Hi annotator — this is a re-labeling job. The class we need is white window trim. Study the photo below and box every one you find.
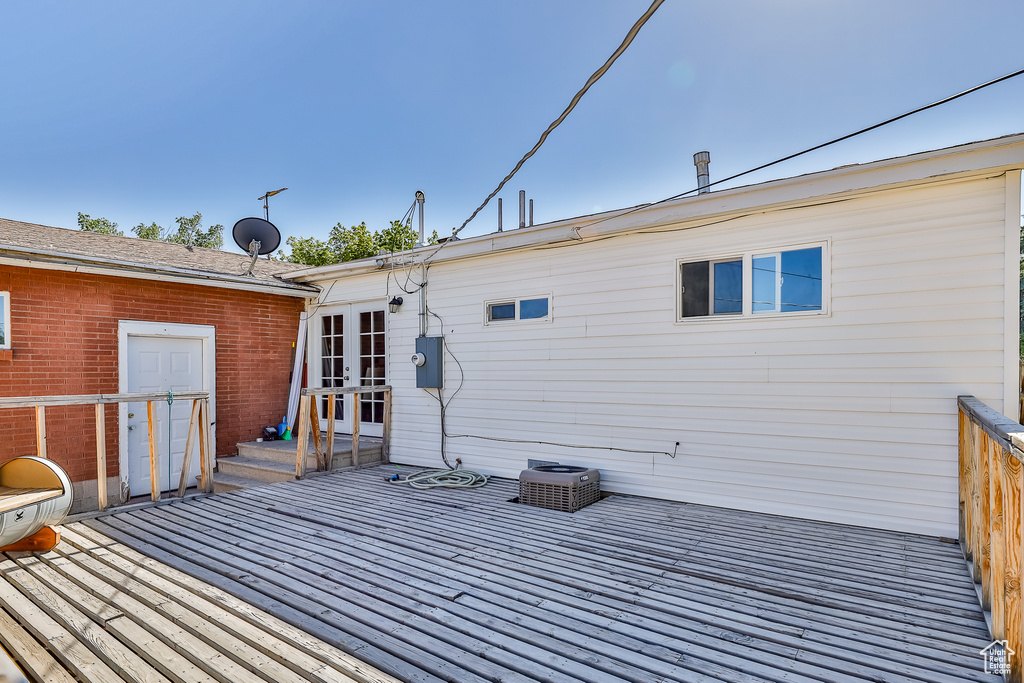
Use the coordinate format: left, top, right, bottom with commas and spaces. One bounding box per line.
677, 240, 830, 323
0, 291, 9, 349
484, 295, 553, 325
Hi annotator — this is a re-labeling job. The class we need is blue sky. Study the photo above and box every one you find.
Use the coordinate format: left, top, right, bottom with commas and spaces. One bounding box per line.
3, 1, 1023, 254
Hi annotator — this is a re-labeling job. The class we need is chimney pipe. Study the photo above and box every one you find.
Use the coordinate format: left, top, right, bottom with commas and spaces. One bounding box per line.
693, 151, 711, 194
415, 190, 425, 245
498, 198, 503, 232
519, 190, 526, 229
529, 199, 534, 227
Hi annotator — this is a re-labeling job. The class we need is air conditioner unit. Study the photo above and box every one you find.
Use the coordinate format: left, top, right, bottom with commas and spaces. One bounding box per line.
518, 465, 600, 513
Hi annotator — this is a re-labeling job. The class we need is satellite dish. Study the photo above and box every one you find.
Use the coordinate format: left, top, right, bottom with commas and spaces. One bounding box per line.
232, 217, 281, 255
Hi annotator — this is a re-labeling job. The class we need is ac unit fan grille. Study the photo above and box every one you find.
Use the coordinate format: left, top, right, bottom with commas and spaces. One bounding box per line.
518, 467, 600, 513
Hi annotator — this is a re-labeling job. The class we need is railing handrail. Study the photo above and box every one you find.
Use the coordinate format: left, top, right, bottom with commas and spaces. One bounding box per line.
959, 395, 1024, 457
0, 390, 214, 512
294, 385, 392, 477
300, 386, 392, 397
0, 391, 211, 409
959, 395, 1023, 682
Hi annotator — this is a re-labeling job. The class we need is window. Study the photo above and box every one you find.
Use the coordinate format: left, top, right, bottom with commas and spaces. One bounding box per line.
485, 296, 551, 324
0, 291, 8, 349
678, 244, 826, 320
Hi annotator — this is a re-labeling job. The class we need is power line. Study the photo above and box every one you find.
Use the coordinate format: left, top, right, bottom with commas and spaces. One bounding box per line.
423, 0, 666, 263
573, 65, 1024, 234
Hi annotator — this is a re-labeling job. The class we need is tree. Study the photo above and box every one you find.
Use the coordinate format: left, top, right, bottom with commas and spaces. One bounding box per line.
77, 212, 123, 236
276, 219, 441, 266
130, 212, 223, 249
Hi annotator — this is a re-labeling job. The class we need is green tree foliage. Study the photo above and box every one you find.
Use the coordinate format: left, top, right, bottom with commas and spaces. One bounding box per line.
277, 220, 440, 266
77, 212, 123, 236
132, 222, 162, 240
130, 212, 224, 249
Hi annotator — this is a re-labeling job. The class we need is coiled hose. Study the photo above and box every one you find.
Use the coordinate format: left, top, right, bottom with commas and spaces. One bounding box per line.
388, 468, 490, 489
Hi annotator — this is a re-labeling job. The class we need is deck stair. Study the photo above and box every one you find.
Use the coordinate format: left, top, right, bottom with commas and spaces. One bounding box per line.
214, 436, 382, 492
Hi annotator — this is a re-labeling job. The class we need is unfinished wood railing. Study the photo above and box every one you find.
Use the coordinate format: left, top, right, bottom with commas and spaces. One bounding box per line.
0, 392, 214, 511
959, 395, 1024, 682
294, 385, 391, 479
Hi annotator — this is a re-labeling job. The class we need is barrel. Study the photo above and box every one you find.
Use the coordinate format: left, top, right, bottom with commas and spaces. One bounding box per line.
0, 457, 73, 548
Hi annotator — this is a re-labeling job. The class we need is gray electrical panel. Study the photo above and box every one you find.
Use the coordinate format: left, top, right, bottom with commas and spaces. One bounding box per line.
415, 336, 444, 388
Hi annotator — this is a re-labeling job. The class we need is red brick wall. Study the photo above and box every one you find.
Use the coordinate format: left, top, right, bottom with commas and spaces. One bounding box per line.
0, 264, 307, 482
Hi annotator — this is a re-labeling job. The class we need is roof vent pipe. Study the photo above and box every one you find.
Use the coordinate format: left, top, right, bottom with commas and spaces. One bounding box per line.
693, 151, 711, 194
498, 198, 503, 232
529, 198, 534, 227
415, 190, 425, 245
519, 190, 526, 229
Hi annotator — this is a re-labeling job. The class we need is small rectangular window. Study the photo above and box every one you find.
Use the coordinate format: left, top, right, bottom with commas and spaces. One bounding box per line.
487, 302, 516, 322
0, 291, 8, 349
519, 298, 549, 319
752, 246, 822, 314
680, 257, 742, 317
485, 296, 552, 324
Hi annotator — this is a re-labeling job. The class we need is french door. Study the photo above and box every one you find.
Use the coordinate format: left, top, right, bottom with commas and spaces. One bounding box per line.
313, 302, 387, 437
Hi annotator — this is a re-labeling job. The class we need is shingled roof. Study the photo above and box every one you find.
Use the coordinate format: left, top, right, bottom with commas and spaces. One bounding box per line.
0, 218, 316, 296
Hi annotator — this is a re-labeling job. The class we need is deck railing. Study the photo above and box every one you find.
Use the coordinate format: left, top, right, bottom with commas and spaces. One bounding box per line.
0, 392, 214, 510
959, 395, 1024, 681
293, 385, 391, 479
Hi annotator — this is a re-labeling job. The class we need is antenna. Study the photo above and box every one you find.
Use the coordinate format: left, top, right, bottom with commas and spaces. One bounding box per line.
232, 217, 282, 276
257, 187, 288, 221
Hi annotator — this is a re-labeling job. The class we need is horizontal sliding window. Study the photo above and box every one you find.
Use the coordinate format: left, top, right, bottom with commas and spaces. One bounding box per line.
485, 296, 551, 324
678, 243, 826, 321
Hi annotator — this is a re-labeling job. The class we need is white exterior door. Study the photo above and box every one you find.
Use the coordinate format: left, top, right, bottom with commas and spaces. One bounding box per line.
313, 303, 387, 438
125, 335, 204, 496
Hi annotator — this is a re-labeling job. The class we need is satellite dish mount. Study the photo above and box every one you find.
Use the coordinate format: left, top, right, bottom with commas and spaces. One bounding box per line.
232, 217, 282, 276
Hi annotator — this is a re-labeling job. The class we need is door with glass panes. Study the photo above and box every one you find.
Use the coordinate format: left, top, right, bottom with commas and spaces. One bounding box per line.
314, 302, 387, 438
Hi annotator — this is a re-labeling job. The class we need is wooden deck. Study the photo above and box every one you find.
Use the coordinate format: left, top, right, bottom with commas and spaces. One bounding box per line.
2, 465, 993, 682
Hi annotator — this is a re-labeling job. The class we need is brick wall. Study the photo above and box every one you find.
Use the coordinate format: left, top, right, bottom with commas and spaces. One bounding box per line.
0, 264, 307, 482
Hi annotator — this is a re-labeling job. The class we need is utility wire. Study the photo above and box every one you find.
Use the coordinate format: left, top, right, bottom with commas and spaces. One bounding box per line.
572, 66, 1024, 234
423, 0, 666, 263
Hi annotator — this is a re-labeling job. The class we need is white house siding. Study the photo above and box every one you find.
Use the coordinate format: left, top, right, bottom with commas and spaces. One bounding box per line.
313, 173, 1015, 537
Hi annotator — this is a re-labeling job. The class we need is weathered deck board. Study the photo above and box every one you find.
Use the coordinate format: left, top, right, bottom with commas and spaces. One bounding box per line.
0, 523, 400, 683
68, 465, 992, 683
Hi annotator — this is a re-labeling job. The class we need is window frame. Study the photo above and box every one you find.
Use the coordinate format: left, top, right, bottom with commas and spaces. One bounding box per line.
484, 295, 553, 325
0, 291, 9, 349
676, 241, 829, 323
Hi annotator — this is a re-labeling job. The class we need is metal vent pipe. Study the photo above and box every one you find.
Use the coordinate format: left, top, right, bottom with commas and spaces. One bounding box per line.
529, 199, 534, 227
693, 151, 711, 194
519, 190, 526, 229
498, 198, 503, 232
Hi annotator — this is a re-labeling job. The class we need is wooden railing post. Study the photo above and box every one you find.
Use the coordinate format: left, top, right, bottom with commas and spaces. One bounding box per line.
198, 398, 214, 493
971, 419, 983, 580
311, 401, 325, 472
95, 403, 107, 511
981, 431, 993, 609
325, 395, 336, 471
991, 435, 1007, 637
34, 405, 46, 459
147, 401, 159, 502
382, 390, 391, 464
960, 408, 969, 545
295, 394, 311, 479
178, 400, 202, 497
1004, 447, 1023, 683
351, 393, 360, 469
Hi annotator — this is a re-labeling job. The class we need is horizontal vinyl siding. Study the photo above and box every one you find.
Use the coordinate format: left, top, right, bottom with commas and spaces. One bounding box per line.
317, 175, 1010, 537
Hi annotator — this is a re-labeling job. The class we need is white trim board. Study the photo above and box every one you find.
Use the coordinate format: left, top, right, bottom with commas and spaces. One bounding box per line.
117, 320, 216, 497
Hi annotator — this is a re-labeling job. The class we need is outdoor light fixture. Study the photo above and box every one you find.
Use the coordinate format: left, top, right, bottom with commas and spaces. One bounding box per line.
388, 296, 403, 313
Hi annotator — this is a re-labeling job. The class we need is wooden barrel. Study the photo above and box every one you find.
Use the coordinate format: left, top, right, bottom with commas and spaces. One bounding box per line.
0, 457, 73, 548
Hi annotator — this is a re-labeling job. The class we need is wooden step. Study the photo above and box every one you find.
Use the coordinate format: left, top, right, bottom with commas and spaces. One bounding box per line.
212, 472, 275, 494
236, 438, 382, 469
217, 456, 295, 484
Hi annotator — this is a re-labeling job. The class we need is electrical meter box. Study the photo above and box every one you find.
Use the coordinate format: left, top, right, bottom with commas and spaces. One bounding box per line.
415, 336, 444, 388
